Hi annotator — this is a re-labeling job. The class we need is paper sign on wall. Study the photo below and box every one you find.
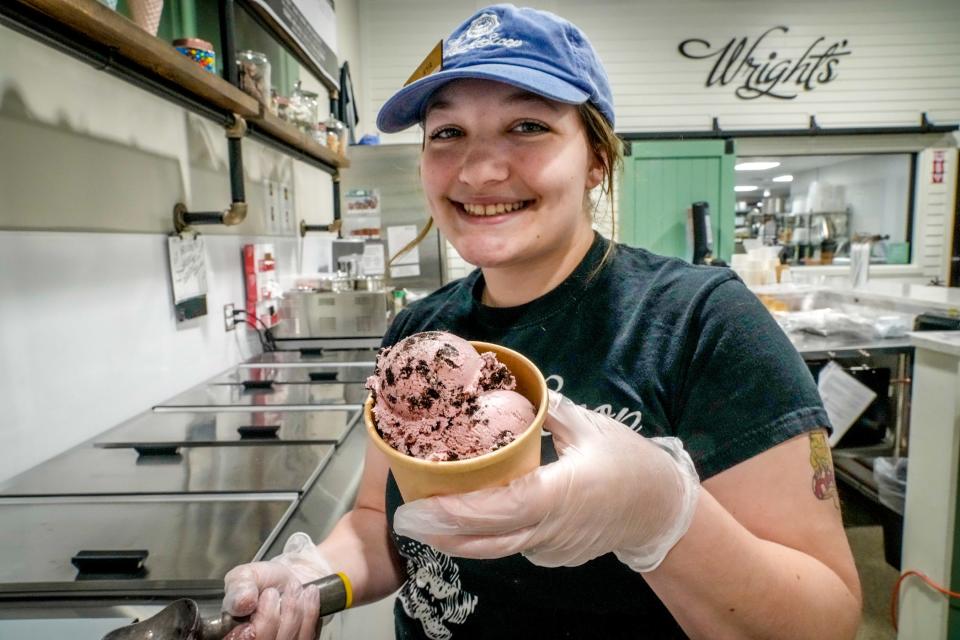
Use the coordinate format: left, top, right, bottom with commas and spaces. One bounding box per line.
167, 234, 209, 323
387, 224, 421, 278
818, 361, 877, 447
362, 241, 386, 276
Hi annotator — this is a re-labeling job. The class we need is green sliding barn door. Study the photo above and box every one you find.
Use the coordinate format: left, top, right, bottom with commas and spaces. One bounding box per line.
620, 140, 735, 263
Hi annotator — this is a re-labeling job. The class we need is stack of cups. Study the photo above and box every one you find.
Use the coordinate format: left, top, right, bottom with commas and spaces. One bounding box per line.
731, 245, 781, 287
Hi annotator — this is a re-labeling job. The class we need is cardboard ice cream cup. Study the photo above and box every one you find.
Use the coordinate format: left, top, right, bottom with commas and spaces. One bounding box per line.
364, 340, 547, 503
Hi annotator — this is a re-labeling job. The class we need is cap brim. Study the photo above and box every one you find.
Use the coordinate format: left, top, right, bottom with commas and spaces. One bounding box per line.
376, 64, 590, 133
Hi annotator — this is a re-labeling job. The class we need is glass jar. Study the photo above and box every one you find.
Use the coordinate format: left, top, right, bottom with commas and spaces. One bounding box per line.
290, 82, 319, 132
324, 114, 343, 154
236, 50, 271, 108
311, 123, 328, 147
275, 96, 290, 122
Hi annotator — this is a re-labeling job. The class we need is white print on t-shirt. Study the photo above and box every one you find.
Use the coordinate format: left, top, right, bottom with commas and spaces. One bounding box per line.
397, 538, 478, 640
545, 374, 644, 431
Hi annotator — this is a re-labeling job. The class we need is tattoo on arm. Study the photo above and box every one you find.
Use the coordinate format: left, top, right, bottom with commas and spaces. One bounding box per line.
809, 431, 840, 510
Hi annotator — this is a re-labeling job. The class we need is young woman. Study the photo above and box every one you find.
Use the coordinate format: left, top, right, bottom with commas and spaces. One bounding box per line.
223, 6, 862, 639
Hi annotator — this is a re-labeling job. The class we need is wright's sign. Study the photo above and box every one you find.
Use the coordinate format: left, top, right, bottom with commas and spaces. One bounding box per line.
678, 26, 852, 100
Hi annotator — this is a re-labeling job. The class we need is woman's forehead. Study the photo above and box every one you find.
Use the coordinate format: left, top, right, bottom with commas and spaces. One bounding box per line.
425, 79, 567, 116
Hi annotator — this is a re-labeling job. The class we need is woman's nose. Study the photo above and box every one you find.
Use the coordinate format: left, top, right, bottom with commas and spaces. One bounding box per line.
457, 139, 509, 187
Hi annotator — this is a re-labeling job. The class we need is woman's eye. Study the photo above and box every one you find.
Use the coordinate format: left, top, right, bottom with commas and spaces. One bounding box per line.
428, 127, 462, 140
512, 121, 549, 134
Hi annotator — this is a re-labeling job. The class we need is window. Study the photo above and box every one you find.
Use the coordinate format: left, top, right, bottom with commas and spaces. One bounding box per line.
734, 154, 914, 266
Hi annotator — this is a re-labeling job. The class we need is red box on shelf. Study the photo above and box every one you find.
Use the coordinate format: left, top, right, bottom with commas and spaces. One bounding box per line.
242, 243, 279, 327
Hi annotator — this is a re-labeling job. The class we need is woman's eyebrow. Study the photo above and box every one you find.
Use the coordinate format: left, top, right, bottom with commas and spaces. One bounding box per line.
425, 98, 450, 114
423, 90, 560, 121
502, 91, 561, 111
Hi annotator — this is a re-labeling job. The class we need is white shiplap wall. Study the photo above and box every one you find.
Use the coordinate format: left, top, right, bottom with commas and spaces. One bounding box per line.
358, 0, 960, 142
357, 0, 959, 282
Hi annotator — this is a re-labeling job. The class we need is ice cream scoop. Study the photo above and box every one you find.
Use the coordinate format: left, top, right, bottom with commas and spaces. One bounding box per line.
365, 338, 547, 501
366, 332, 533, 461
101, 573, 350, 640
367, 331, 514, 422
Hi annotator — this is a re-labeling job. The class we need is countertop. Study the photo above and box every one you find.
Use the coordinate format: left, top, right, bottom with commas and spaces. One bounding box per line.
909, 331, 960, 357
753, 282, 960, 314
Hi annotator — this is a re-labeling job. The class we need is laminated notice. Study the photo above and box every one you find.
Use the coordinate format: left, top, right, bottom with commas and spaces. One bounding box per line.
817, 362, 878, 447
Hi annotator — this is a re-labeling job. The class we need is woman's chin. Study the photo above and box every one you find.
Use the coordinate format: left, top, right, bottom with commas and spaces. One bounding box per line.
450, 242, 519, 270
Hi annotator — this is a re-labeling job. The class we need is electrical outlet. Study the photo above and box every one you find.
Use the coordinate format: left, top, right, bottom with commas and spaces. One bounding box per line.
223, 303, 236, 331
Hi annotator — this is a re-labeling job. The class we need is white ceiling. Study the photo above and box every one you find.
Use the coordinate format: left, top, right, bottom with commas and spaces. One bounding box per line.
735, 154, 869, 200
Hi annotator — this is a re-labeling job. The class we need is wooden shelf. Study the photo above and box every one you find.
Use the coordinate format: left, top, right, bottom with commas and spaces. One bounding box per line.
19, 0, 259, 117
255, 110, 350, 169
15, 0, 349, 170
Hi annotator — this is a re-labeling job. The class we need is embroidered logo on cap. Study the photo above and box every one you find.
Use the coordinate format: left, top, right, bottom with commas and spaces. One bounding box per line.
445, 12, 523, 58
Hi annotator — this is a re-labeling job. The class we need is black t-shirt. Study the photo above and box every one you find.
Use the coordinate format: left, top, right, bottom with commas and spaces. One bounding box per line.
380, 233, 829, 639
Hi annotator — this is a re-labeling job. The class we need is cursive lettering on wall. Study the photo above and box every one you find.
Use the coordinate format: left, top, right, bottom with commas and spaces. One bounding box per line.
678, 26, 852, 100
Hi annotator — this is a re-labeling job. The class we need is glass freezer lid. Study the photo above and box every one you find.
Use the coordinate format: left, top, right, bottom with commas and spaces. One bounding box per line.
0, 498, 294, 597
207, 364, 371, 385
0, 443, 333, 498
95, 410, 360, 447
153, 381, 369, 412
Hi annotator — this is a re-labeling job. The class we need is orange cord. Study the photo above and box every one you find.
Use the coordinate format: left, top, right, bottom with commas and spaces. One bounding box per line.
891, 570, 960, 631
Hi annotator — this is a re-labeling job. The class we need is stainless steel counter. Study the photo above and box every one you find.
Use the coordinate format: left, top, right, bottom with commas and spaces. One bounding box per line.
0, 347, 375, 621
96, 409, 360, 448
240, 348, 378, 367
153, 381, 368, 412
0, 443, 333, 497
266, 409, 368, 557
0, 497, 295, 598
787, 332, 913, 359
209, 364, 372, 384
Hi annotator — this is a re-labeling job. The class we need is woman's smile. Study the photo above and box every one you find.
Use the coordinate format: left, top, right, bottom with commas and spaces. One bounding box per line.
450, 198, 536, 220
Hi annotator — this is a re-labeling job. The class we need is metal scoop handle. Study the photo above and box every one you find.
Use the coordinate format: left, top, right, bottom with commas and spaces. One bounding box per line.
207, 572, 353, 639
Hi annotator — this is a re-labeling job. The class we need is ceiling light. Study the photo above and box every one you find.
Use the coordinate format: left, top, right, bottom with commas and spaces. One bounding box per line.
735, 161, 781, 171
734, 185, 759, 192
763, 189, 771, 197
772, 174, 794, 182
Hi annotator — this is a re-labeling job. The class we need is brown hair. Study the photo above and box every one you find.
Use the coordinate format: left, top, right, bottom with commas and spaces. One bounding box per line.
578, 102, 623, 270
389, 102, 622, 266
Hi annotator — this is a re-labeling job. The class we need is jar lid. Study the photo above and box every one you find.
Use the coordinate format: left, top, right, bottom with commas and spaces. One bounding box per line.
237, 49, 268, 60
173, 38, 214, 51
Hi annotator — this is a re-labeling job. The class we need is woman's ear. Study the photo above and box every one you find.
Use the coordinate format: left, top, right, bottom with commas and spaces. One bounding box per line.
586, 151, 606, 190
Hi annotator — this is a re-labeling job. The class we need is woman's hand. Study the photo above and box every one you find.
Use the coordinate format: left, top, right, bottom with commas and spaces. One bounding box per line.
394, 391, 701, 572
223, 533, 330, 640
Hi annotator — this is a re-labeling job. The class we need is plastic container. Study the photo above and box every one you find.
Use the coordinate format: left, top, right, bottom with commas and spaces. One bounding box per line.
365, 341, 547, 502
236, 50, 271, 107
874, 456, 907, 515
173, 38, 216, 73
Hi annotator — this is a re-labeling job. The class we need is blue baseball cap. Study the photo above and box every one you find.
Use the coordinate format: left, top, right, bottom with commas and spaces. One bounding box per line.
376, 4, 614, 133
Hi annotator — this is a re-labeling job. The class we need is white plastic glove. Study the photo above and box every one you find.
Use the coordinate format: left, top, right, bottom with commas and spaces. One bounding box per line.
223, 532, 332, 640
394, 391, 701, 572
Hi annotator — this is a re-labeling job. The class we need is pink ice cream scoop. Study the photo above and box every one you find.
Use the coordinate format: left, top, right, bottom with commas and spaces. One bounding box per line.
366, 331, 536, 461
